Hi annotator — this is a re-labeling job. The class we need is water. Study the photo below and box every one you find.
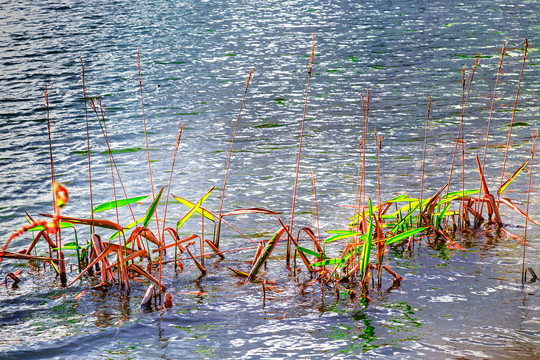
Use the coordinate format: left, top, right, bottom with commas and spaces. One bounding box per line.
1, 0, 539, 358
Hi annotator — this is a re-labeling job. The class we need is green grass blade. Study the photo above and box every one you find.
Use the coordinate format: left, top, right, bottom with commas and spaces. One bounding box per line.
143, 186, 164, 228
385, 227, 428, 246
439, 189, 479, 203
324, 230, 362, 243
93, 195, 148, 214
176, 186, 215, 230
296, 245, 327, 259
173, 195, 216, 222
391, 202, 420, 233
109, 216, 145, 241
498, 159, 529, 195
25, 221, 74, 232
248, 228, 285, 280
359, 200, 374, 278
310, 258, 345, 267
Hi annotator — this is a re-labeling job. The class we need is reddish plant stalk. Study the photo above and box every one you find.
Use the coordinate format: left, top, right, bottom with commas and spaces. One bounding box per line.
447, 58, 479, 226
477, 42, 507, 219
91, 100, 137, 227
90, 99, 122, 234
80, 58, 95, 234
310, 171, 321, 243
45, 84, 66, 284
288, 34, 316, 267
160, 124, 184, 292
215, 68, 254, 249
521, 130, 537, 283
419, 87, 433, 218
499, 39, 528, 201
137, 50, 162, 245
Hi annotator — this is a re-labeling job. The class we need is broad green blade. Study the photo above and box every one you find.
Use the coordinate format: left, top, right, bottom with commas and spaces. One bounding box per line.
359, 200, 374, 278
385, 227, 428, 246
248, 228, 285, 280
53, 245, 85, 251
26, 221, 74, 232
439, 189, 479, 204
384, 194, 412, 203
388, 200, 421, 217
173, 195, 216, 222
327, 230, 358, 234
296, 245, 327, 259
310, 258, 345, 267
391, 202, 420, 233
109, 216, 145, 241
93, 195, 148, 214
386, 195, 419, 204
498, 159, 529, 195
176, 186, 215, 230
143, 187, 164, 228
325, 230, 362, 243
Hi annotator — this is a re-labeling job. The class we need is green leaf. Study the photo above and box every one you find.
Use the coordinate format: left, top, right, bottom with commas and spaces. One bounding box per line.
498, 159, 529, 195
391, 202, 420, 233
53, 245, 84, 251
25, 221, 74, 232
109, 216, 145, 241
173, 195, 216, 222
359, 200, 374, 278
176, 186, 215, 230
248, 228, 285, 279
385, 227, 428, 246
93, 195, 148, 214
439, 189, 479, 204
388, 200, 421, 217
325, 230, 362, 243
384, 194, 411, 203
296, 245, 326, 259
310, 258, 345, 267
143, 187, 164, 228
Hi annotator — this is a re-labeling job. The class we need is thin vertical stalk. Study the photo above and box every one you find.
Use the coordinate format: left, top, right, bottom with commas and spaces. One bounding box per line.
45, 84, 66, 284
215, 68, 254, 249
374, 129, 383, 219
521, 131, 537, 283
90, 98, 123, 283
481, 42, 507, 168
310, 171, 321, 243
499, 39, 528, 200
419, 87, 433, 218
90, 99, 121, 234
80, 58, 95, 234
477, 42, 507, 220
288, 34, 316, 267
447, 58, 479, 226
137, 50, 162, 249
161, 125, 184, 292
362, 91, 370, 212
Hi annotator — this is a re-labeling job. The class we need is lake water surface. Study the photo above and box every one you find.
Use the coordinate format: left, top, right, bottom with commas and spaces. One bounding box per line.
1, 0, 539, 358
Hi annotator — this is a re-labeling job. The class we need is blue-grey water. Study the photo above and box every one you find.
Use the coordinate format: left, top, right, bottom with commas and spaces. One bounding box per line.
0, 0, 539, 358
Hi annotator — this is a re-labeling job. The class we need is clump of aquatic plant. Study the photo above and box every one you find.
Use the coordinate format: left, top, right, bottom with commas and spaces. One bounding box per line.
1, 38, 538, 310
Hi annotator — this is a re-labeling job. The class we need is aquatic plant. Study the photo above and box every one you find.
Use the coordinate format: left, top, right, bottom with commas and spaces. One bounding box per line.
0, 38, 537, 309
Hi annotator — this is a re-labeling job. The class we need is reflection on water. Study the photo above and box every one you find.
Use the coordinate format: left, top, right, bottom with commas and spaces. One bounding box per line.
1, 0, 540, 358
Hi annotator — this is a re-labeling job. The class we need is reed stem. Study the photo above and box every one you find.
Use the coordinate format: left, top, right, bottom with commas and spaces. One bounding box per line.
215, 68, 254, 249
521, 130, 537, 283
80, 58, 95, 234
499, 39, 528, 201
288, 34, 316, 267
419, 87, 433, 219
